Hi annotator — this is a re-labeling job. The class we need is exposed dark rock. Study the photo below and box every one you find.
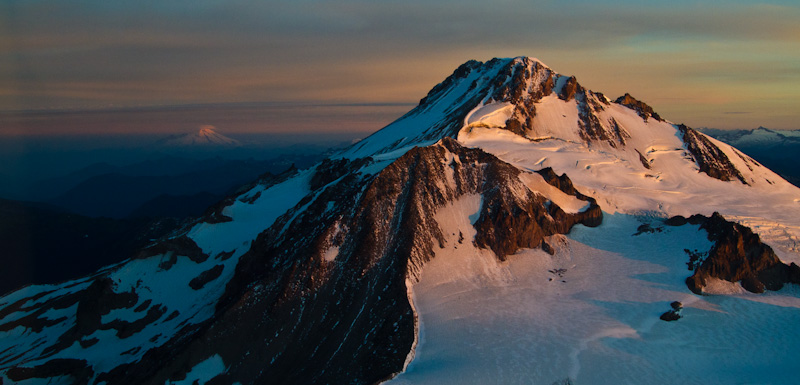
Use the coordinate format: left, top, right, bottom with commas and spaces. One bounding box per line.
535, 168, 602, 225
633, 223, 663, 236
636, 149, 651, 169
685, 248, 708, 271
0, 276, 143, 365
0, 309, 67, 334
120, 347, 141, 356
157, 254, 178, 271
102, 305, 167, 339
137, 235, 207, 264
488, 58, 553, 137
678, 125, 748, 184
238, 190, 261, 204
0, 290, 52, 321
201, 203, 234, 224
134, 299, 152, 312
79, 338, 98, 348
664, 215, 688, 226
542, 240, 556, 255
660, 310, 681, 321
163, 311, 180, 322
7, 359, 93, 385
74, 278, 138, 337
685, 212, 800, 294
686, 214, 708, 225
660, 301, 683, 321
575, 92, 630, 148
471, 146, 601, 259
310, 158, 371, 191
558, 76, 580, 101
188, 265, 224, 290
215, 250, 235, 261
609, 118, 630, 145
615, 93, 663, 122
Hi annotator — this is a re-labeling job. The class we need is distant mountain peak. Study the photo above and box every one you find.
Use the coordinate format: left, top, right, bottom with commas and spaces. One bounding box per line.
157, 125, 241, 148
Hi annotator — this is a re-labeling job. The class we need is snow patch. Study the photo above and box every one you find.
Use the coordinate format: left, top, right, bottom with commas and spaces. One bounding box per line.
701, 277, 747, 295
465, 102, 514, 129
166, 354, 226, 385
323, 246, 340, 262
518, 172, 589, 213
187, 168, 313, 256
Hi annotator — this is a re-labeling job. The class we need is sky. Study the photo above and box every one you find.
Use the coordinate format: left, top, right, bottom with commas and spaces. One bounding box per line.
1, 0, 799, 132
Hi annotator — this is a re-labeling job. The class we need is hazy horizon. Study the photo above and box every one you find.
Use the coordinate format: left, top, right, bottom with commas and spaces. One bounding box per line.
0, 100, 794, 142
0, 102, 414, 137
2, 1, 799, 131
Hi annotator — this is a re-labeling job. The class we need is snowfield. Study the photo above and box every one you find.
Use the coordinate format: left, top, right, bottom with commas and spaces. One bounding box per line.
391, 208, 800, 385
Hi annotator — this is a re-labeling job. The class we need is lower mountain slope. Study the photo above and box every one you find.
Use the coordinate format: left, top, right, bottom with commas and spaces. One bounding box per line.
0, 138, 601, 384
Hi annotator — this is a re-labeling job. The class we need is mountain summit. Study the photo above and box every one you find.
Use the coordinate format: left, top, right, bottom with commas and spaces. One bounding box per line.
2, 57, 800, 385
156, 125, 241, 147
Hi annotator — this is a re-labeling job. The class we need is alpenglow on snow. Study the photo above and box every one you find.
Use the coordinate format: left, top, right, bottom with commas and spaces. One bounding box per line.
1, 57, 800, 385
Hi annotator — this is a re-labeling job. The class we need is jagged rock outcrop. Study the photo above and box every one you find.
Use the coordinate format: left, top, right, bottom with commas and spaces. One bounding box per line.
486, 59, 629, 148
682, 213, 800, 294
614, 93, 663, 122
678, 125, 748, 184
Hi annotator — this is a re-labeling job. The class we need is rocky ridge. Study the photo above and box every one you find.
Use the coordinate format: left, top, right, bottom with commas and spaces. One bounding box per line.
671, 213, 800, 294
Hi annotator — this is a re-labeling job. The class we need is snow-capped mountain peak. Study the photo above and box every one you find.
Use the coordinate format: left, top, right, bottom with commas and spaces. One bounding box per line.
157, 125, 241, 147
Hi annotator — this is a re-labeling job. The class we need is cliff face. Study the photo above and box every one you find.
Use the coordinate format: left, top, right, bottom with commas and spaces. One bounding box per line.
679, 125, 749, 184
680, 213, 800, 294
614, 93, 663, 122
